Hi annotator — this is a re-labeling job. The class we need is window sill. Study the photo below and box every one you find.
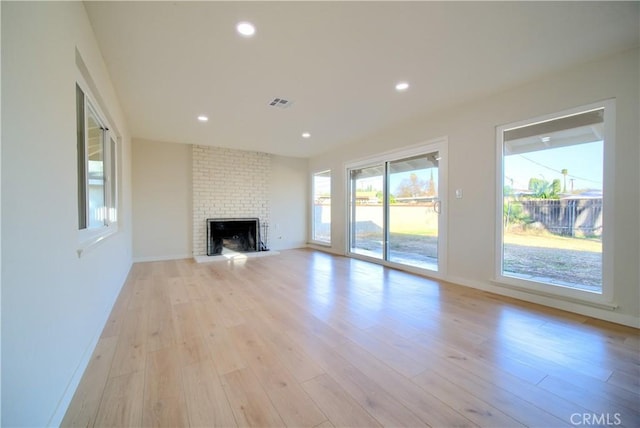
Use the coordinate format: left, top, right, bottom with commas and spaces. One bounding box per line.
491, 276, 618, 311
77, 226, 117, 258
308, 240, 332, 248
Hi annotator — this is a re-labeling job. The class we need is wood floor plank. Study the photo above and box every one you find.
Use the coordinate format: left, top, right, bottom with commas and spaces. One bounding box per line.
412, 369, 527, 427
60, 336, 118, 427
442, 351, 601, 427
183, 275, 210, 302
207, 287, 247, 327
127, 278, 151, 310
607, 369, 640, 394
63, 249, 640, 428
222, 368, 286, 427
415, 356, 572, 428
100, 278, 134, 339
109, 307, 148, 378
228, 323, 299, 391
142, 346, 189, 427
334, 339, 478, 428
301, 374, 382, 428
93, 371, 144, 427
244, 310, 325, 382
308, 340, 428, 427
146, 279, 177, 353
166, 277, 190, 305
182, 361, 237, 427
172, 301, 201, 342
338, 325, 427, 377
177, 334, 212, 367
538, 375, 640, 426
203, 323, 247, 376
263, 376, 328, 427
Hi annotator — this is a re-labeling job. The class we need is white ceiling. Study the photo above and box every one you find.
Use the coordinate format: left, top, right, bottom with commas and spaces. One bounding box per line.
84, 1, 639, 158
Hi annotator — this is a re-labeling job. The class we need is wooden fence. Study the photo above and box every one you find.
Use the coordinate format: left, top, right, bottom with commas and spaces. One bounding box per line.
508, 198, 602, 237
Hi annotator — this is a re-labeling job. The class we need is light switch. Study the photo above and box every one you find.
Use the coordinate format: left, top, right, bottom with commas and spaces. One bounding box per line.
455, 189, 463, 199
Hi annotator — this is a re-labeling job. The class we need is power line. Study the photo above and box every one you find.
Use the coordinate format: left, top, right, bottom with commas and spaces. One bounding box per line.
518, 154, 602, 185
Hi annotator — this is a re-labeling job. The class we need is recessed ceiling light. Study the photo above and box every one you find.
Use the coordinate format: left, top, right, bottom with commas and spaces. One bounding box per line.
236, 21, 256, 37
197, 115, 208, 122
541, 136, 551, 143
302, 132, 311, 139
395, 82, 410, 91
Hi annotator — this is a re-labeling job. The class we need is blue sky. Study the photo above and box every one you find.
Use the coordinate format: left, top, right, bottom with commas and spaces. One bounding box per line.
505, 141, 603, 192
340, 140, 603, 196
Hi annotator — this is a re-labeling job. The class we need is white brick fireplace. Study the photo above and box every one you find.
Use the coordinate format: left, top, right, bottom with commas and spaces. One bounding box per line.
192, 145, 271, 256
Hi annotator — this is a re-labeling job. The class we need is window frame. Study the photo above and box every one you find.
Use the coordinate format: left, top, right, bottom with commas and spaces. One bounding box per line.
495, 100, 615, 305
311, 169, 332, 245
76, 80, 119, 254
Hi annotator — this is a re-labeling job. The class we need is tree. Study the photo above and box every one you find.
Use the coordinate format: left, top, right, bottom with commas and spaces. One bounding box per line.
425, 169, 436, 197
395, 173, 428, 197
528, 177, 560, 199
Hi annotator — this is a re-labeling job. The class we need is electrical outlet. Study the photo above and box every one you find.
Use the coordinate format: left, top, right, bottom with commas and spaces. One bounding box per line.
455, 189, 463, 199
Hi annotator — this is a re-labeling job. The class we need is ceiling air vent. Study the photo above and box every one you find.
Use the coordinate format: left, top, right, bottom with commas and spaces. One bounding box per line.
268, 97, 294, 109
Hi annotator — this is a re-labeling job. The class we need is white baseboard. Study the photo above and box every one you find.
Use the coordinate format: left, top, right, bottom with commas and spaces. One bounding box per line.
132, 254, 192, 263
306, 243, 344, 256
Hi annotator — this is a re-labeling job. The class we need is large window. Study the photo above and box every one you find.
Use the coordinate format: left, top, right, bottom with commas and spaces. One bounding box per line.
312, 170, 331, 244
76, 84, 118, 240
497, 101, 613, 300
347, 140, 447, 273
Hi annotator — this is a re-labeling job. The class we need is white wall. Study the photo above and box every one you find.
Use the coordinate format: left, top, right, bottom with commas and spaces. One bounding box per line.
1, 2, 133, 426
131, 141, 308, 260
270, 155, 308, 250
309, 49, 640, 327
132, 139, 192, 261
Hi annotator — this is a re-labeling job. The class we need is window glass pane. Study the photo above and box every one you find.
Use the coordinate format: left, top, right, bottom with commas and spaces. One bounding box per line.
76, 85, 87, 229
388, 153, 439, 270
350, 165, 384, 259
109, 137, 117, 223
502, 108, 604, 293
86, 108, 106, 228
312, 170, 331, 243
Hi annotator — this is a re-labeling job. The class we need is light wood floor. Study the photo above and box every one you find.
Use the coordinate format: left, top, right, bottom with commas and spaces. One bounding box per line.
63, 249, 639, 427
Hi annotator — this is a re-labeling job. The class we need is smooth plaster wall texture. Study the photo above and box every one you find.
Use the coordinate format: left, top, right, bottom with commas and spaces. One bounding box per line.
130, 141, 307, 260
1, 2, 133, 426
132, 139, 192, 261
309, 49, 640, 327
270, 155, 308, 250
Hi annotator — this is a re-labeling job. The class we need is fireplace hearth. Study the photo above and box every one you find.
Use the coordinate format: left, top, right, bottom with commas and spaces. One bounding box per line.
207, 218, 264, 256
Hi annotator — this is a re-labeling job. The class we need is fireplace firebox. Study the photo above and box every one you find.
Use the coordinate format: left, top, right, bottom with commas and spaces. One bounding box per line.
207, 218, 261, 256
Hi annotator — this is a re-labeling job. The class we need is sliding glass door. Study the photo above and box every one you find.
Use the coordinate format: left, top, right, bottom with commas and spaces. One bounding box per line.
348, 142, 446, 273
388, 153, 440, 270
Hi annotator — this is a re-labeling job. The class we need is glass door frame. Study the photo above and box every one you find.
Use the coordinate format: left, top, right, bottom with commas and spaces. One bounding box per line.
344, 138, 448, 277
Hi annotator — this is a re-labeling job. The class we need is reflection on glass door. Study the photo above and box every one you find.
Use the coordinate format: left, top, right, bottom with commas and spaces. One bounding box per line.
388, 152, 439, 270
350, 165, 384, 259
